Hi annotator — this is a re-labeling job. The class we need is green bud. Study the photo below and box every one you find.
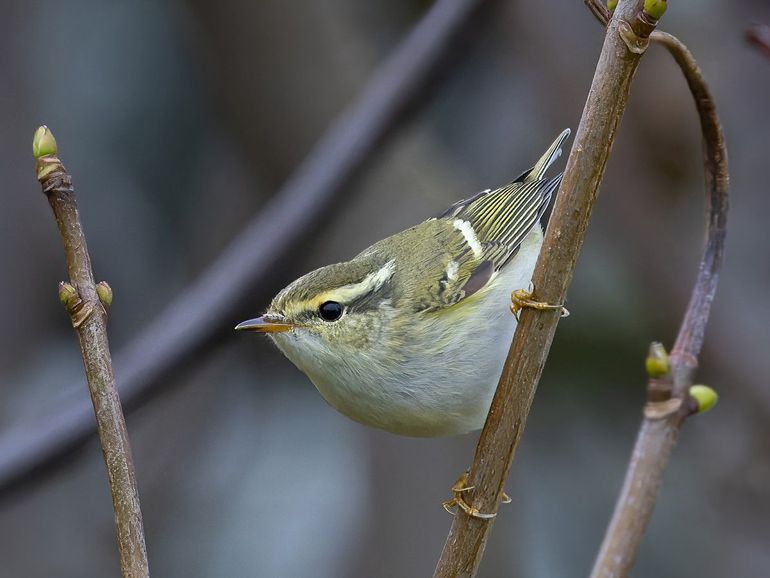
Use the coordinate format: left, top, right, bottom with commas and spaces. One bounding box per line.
58, 281, 79, 309
645, 342, 669, 377
32, 126, 58, 159
96, 281, 113, 308
607, 0, 618, 10
689, 385, 718, 414
643, 0, 667, 20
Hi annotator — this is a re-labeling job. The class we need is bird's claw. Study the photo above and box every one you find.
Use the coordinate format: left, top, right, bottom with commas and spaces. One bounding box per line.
442, 471, 510, 520
510, 285, 569, 321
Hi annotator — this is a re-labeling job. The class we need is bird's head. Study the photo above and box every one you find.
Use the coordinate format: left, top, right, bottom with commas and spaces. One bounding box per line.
236, 256, 398, 357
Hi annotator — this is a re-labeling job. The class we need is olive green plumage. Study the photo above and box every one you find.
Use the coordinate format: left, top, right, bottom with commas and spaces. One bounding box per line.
239, 128, 571, 436
272, 128, 567, 317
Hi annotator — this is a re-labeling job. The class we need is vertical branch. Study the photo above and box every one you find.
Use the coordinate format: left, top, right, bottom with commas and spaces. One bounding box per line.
434, 1, 661, 576
589, 30, 728, 578
33, 127, 149, 578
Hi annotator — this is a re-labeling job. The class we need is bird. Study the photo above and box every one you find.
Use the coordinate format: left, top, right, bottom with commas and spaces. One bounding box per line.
236, 129, 570, 437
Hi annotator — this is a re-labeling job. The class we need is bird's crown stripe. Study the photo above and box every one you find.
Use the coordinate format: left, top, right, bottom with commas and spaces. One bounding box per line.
308, 259, 396, 307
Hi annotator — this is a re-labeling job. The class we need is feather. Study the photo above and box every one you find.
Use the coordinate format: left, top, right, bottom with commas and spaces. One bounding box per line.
418, 129, 569, 311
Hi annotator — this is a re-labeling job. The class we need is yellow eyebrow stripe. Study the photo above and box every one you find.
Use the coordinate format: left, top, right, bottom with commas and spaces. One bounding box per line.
283, 260, 395, 316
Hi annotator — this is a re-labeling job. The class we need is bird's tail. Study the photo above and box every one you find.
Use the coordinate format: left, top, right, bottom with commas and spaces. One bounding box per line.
517, 128, 571, 183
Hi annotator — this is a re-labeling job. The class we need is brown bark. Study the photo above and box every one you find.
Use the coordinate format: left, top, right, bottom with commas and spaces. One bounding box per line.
34, 127, 149, 578
589, 30, 729, 578
434, 1, 660, 576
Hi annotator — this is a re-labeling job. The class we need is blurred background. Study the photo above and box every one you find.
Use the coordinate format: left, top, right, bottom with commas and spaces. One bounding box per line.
1, 0, 769, 576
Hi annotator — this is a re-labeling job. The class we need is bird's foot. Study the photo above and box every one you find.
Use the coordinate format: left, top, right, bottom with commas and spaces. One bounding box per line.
510, 283, 569, 321
442, 471, 511, 520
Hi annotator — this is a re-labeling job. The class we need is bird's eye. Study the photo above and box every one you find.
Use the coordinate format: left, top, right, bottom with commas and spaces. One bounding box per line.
318, 301, 344, 321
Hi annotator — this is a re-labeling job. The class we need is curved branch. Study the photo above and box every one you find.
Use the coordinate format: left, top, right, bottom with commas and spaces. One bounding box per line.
656, 31, 728, 367
589, 25, 729, 578
33, 127, 149, 578
0, 0, 491, 495
434, 1, 660, 575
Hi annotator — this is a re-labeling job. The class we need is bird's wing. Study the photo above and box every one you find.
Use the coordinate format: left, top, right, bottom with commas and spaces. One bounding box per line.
417, 129, 569, 312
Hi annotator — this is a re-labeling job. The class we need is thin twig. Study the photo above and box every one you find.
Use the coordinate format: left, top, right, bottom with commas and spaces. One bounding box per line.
0, 0, 492, 494
584, 0, 611, 26
747, 23, 770, 60
589, 30, 729, 578
32, 127, 149, 578
658, 31, 728, 364
434, 1, 660, 576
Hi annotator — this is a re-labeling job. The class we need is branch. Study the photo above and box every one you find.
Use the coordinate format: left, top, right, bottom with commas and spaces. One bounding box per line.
589, 29, 729, 578
584, 0, 611, 26
747, 23, 770, 60
0, 0, 491, 494
32, 127, 149, 578
434, 1, 661, 575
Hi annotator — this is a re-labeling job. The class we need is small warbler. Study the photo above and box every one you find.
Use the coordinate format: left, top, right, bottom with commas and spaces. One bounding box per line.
237, 129, 570, 436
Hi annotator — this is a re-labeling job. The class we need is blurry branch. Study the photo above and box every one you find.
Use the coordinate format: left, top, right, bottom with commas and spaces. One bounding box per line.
32, 127, 149, 578
584, 0, 611, 26
434, 1, 660, 576
747, 23, 770, 60
0, 0, 492, 494
590, 27, 729, 578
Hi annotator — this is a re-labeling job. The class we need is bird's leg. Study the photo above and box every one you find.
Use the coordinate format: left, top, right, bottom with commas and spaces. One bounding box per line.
510, 282, 569, 321
442, 471, 509, 520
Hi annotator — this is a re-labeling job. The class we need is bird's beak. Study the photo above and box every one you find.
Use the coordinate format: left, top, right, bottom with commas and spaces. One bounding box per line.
235, 315, 295, 333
